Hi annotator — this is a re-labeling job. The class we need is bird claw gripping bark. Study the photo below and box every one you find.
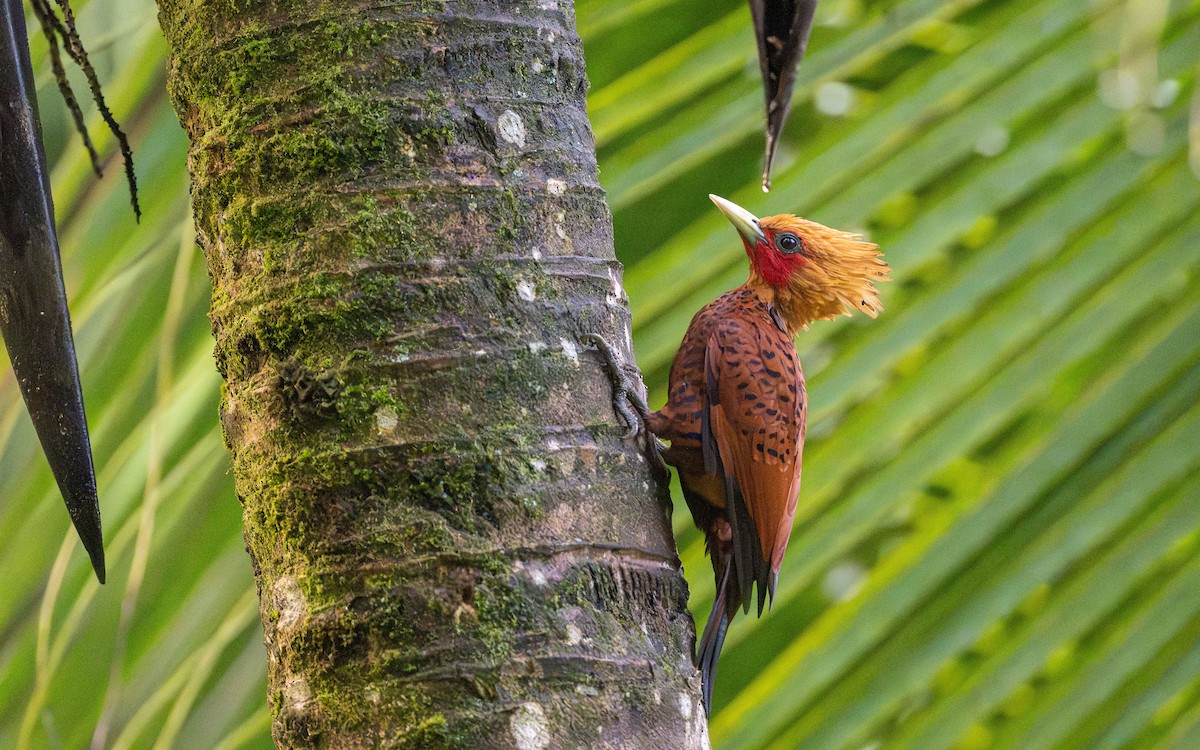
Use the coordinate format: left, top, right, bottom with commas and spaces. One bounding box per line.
581, 333, 646, 439
580, 333, 670, 482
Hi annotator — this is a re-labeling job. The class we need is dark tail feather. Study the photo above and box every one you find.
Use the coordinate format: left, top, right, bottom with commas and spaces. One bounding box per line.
699, 556, 735, 715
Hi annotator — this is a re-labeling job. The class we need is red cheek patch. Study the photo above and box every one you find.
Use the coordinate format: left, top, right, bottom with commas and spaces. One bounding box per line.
756, 243, 806, 287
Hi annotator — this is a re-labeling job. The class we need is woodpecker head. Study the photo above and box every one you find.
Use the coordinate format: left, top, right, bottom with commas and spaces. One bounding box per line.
709, 194, 889, 328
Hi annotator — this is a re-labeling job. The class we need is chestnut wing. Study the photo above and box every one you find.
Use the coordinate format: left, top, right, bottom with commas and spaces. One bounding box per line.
702, 316, 805, 613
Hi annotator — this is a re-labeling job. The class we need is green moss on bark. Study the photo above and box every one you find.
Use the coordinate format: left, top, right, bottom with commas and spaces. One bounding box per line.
157, 0, 706, 746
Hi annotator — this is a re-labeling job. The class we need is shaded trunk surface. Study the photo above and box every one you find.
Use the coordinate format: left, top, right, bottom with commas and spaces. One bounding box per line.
154, 0, 708, 747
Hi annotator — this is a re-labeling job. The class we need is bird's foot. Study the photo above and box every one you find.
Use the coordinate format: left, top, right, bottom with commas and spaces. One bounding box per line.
580, 333, 671, 483
581, 333, 651, 438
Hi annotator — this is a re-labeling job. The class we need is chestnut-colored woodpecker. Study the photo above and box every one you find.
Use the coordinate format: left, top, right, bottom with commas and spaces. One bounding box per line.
1, 0, 104, 582
589, 195, 887, 713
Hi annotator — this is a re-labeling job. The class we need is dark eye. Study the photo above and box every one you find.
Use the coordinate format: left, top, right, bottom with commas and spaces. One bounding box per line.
776, 233, 803, 254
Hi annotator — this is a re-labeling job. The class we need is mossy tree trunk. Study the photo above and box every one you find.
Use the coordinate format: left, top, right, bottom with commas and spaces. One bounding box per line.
154, 0, 708, 747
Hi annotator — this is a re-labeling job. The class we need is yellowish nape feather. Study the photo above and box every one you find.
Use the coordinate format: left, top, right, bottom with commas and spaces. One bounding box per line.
757, 214, 890, 331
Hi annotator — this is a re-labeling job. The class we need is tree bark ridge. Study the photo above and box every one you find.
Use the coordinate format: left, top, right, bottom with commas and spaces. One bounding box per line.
155, 0, 709, 746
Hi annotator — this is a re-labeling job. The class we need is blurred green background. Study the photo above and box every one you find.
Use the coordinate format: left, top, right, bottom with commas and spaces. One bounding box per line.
2, 0, 1199, 747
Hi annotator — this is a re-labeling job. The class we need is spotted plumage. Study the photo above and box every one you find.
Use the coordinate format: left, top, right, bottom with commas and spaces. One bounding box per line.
645, 196, 889, 713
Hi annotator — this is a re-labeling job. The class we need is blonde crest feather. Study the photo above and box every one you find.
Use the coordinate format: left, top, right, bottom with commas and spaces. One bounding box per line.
749, 214, 890, 331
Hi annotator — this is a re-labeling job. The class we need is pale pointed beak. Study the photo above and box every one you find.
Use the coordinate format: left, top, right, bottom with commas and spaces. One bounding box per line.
709, 194, 766, 246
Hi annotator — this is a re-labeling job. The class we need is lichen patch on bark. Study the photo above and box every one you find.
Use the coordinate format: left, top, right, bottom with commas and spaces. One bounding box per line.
509, 703, 549, 750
